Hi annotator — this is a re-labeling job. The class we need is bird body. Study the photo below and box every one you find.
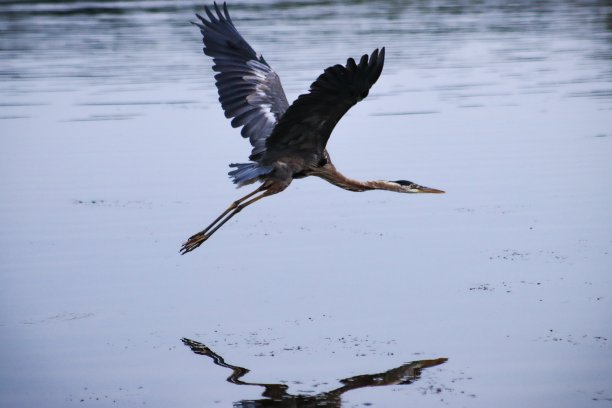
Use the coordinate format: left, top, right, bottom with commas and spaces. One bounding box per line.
181, 2, 444, 254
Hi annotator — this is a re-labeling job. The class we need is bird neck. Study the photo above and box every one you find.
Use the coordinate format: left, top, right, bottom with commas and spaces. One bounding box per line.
362, 180, 406, 192
312, 165, 403, 193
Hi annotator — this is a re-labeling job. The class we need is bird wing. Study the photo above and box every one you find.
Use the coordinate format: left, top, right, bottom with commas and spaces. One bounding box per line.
193, 3, 290, 159
257, 48, 385, 163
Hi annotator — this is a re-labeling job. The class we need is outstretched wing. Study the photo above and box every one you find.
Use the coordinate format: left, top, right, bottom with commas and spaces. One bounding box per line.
257, 48, 385, 163
193, 3, 290, 159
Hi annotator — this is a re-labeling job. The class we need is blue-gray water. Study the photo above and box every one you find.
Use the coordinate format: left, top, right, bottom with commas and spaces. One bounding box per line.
1, 1, 611, 407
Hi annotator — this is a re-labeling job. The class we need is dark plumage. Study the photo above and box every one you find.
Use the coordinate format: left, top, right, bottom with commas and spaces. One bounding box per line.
182, 2, 444, 254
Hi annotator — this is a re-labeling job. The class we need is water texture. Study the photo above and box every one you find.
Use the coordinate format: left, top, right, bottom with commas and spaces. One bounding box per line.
1, 1, 611, 407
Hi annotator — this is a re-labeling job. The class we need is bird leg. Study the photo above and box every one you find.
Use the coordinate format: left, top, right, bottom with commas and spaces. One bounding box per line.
180, 185, 273, 254
199, 185, 264, 234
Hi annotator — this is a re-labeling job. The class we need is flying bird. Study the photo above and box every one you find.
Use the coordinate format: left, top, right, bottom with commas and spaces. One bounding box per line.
181, 2, 444, 254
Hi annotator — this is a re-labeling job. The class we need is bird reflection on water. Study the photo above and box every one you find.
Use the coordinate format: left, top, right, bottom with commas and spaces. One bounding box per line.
181, 338, 447, 407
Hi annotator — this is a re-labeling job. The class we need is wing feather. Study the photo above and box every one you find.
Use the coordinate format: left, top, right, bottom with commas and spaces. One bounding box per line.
193, 2, 289, 159
258, 48, 385, 163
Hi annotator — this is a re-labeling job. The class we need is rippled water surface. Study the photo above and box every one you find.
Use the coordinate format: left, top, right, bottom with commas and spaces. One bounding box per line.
1, 1, 611, 407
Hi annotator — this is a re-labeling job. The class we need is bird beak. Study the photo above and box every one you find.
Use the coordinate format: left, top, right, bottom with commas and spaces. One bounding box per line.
411, 185, 445, 194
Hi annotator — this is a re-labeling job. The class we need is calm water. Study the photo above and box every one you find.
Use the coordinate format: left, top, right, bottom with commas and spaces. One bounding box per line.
1, 1, 611, 407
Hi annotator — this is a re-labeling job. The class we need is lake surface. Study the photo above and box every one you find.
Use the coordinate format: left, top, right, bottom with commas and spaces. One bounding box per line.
1, 1, 611, 407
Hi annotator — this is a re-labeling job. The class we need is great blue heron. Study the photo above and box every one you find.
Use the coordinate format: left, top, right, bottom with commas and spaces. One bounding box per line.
181, 2, 444, 254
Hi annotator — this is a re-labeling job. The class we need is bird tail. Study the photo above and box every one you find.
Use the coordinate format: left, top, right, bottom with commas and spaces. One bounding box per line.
228, 163, 273, 187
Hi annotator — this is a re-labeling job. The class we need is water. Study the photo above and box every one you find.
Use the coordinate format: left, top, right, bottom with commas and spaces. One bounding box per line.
1, 1, 611, 407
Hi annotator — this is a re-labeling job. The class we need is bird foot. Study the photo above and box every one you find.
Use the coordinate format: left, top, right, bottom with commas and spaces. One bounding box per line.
180, 232, 209, 254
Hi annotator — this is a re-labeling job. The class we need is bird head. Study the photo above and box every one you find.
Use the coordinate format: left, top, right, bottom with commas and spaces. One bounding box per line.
390, 180, 445, 194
